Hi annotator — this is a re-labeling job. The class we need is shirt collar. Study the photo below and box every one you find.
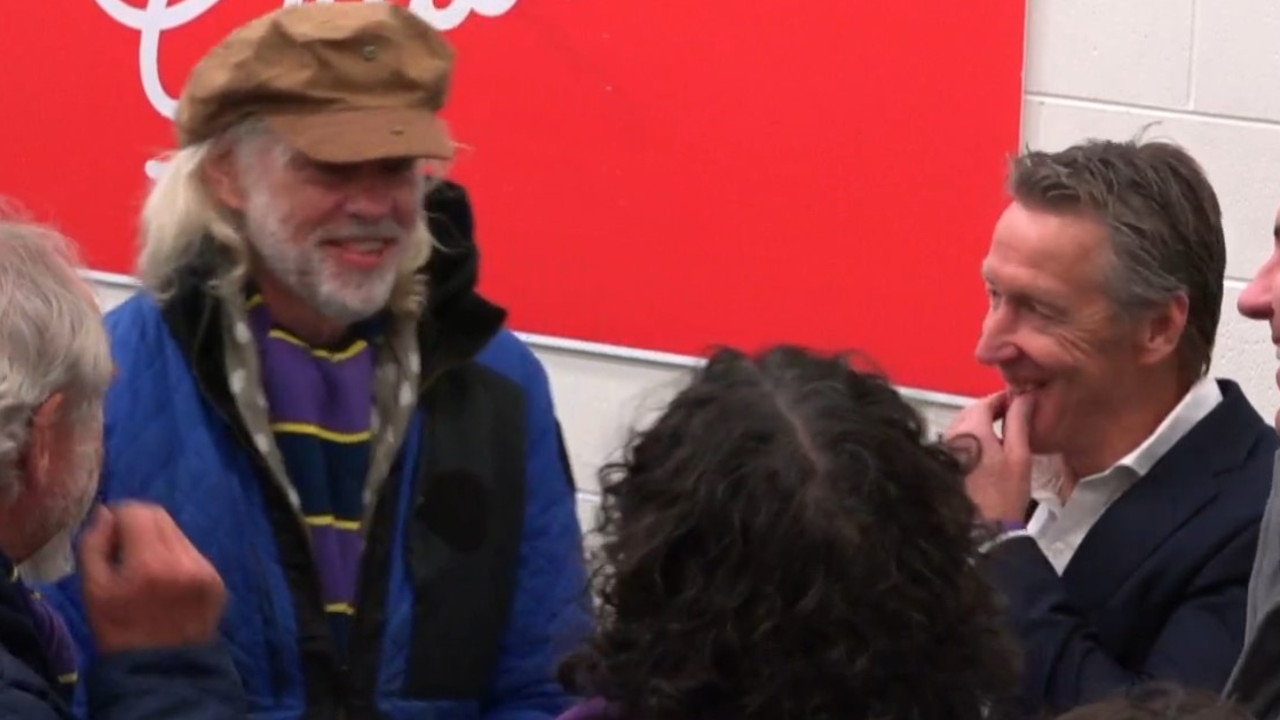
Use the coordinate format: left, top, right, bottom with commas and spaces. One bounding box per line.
1031, 376, 1223, 501
1112, 375, 1222, 478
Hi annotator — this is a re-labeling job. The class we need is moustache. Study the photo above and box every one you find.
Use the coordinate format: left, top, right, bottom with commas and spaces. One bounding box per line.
311, 219, 410, 243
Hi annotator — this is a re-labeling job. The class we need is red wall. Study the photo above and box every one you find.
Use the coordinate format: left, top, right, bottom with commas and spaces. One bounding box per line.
0, 0, 1024, 397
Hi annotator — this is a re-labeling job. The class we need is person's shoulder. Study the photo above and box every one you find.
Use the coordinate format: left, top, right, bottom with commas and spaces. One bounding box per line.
1218, 445, 1278, 523
1210, 378, 1275, 435
1195, 379, 1277, 479
473, 327, 550, 390
1184, 380, 1277, 530
102, 291, 169, 343
100, 292, 193, 406
0, 647, 68, 719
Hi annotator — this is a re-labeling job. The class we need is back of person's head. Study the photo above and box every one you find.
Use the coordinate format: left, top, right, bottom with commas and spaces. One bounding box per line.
0, 213, 112, 494
0, 210, 113, 582
1056, 682, 1254, 719
560, 345, 1022, 720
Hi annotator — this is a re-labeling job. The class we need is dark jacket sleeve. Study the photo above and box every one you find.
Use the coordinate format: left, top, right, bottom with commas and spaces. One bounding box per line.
0, 655, 74, 720
985, 533, 1254, 715
87, 644, 246, 720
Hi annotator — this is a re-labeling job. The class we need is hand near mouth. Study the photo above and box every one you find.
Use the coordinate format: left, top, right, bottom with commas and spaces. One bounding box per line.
944, 389, 1037, 526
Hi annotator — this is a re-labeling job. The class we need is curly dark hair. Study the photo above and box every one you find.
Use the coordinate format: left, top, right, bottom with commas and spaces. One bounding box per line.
1056, 682, 1255, 719
559, 345, 1022, 720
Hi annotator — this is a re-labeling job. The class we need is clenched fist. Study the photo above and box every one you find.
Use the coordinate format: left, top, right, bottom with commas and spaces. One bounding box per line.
79, 502, 227, 654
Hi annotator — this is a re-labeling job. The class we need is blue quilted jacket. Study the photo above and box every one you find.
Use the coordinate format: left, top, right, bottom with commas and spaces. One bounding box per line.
42, 182, 592, 719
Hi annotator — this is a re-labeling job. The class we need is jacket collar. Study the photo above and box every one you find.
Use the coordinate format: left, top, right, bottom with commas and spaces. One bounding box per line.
0, 552, 65, 694
1061, 379, 1272, 605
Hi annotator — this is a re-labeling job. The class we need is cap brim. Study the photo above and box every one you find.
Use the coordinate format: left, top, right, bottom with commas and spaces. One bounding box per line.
266, 108, 453, 163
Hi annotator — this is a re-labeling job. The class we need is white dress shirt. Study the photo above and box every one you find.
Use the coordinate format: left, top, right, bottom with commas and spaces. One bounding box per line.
1026, 376, 1223, 574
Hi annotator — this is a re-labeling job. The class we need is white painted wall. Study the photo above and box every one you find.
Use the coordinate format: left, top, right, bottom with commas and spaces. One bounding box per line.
88, 0, 1280, 526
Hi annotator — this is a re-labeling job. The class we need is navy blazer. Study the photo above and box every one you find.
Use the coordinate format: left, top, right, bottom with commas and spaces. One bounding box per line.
983, 379, 1277, 718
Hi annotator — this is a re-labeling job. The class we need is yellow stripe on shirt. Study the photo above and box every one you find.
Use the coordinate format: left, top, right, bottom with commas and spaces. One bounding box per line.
270, 423, 372, 444
267, 330, 369, 362
304, 515, 362, 531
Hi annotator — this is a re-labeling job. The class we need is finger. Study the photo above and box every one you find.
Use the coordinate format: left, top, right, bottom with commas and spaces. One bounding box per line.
942, 432, 985, 465
111, 502, 176, 566
983, 390, 1013, 420
947, 390, 1010, 440
945, 416, 997, 443
77, 506, 118, 582
1001, 392, 1037, 470
965, 391, 1011, 424
152, 510, 198, 559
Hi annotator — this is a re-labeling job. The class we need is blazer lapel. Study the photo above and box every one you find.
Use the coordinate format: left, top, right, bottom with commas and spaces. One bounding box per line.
1061, 382, 1265, 610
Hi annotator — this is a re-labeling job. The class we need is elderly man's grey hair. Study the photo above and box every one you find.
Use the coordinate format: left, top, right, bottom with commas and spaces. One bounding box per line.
0, 215, 114, 499
137, 118, 434, 317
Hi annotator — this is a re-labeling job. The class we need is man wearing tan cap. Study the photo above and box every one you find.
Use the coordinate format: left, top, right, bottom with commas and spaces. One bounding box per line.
39, 4, 591, 719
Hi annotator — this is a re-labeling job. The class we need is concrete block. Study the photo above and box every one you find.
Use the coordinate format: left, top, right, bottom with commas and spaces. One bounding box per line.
1192, 1, 1280, 121
1023, 98, 1280, 281
537, 347, 688, 495
1025, 0, 1194, 107
576, 493, 601, 539
1215, 282, 1279, 423
93, 280, 136, 311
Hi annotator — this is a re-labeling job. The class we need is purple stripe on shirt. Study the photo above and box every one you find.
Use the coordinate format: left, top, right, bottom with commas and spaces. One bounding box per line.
249, 303, 374, 434
21, 587, 77, 684
556, 698, 616, 720
308, 523, 364, 606
258, 344, 373, 434
247, 297, 376, 653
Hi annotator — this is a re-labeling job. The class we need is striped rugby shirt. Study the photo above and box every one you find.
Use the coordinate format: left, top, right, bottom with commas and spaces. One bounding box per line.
246, 294, 374, 652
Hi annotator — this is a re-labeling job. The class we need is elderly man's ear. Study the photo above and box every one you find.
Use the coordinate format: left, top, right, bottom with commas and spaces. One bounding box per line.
19, 393, 68, 497
1134, 293, 1189, 367
202, 145, 248, 212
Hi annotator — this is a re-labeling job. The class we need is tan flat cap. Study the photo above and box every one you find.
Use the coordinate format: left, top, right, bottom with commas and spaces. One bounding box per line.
176, 3, 455, 163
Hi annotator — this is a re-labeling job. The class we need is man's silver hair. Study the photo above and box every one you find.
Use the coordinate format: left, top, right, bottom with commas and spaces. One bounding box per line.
0, 213, 113, 499
137, 118, 433, 316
